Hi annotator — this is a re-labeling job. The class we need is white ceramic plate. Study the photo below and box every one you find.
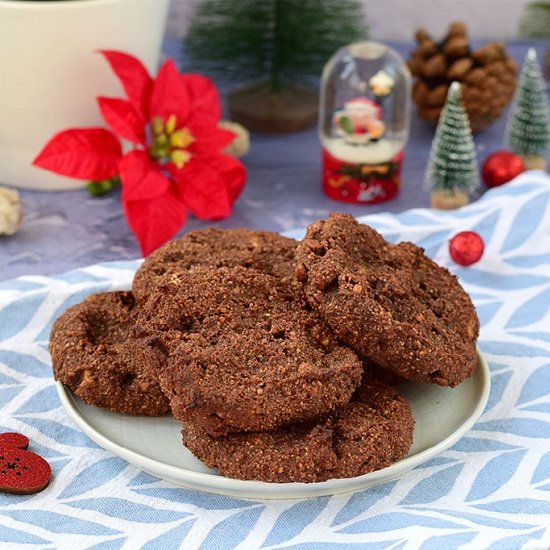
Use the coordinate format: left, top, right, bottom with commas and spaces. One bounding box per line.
56, 351, 490, 500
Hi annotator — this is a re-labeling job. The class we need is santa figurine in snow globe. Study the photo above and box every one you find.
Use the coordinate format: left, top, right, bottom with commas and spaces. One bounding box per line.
319, 42, 411, 204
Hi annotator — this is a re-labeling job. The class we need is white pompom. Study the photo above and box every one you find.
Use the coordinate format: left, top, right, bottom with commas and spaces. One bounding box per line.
219, 120, 250, 158
0, 186, 23, 236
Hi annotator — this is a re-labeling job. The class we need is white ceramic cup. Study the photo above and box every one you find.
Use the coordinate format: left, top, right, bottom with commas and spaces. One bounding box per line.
0, 0, 169, 190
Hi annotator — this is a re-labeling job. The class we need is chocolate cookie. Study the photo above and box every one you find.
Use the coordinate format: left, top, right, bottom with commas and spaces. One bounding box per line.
295, 213, 479, 387
135, 266, 362, 436
50, 291, 170, 416
182, 378, 414, 483
132, 228, 297, 303
363, 360, 408, 386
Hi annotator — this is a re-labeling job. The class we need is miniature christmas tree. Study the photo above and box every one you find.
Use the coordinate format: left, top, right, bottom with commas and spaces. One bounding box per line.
519, 1, 550, 39
505, 48, 550, 170
184, 0, 367, 133
519, 2, 550, 80
425, 81, 479, 210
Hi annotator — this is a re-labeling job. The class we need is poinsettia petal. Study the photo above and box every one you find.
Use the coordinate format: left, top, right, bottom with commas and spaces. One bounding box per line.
149, 59, 190, 127
99, 50, 153, 118
33, 128, 122, 180
171, 159, 231, 220
124, 185, 188, 256
98, 97, 146, 144
202, 153, 247, 202
119, 150, 170, 202
187, 115, 236, 154
181, 74, 222, 119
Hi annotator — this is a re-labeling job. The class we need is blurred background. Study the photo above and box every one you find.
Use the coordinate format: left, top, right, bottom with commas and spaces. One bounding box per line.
167, 0, 532, 41
2, 0, 549, 280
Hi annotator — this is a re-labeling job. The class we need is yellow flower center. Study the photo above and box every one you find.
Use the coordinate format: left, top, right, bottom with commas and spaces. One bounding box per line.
150, 114, 194, 169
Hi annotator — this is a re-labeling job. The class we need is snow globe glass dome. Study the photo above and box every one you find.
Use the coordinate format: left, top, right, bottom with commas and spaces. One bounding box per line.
319, 41, 411, 204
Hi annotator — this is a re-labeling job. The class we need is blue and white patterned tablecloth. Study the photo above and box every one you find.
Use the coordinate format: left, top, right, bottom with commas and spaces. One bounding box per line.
1, 173, 550, 549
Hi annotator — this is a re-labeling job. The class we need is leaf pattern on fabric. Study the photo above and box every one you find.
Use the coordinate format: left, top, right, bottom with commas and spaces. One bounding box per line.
2, 176, 550, 547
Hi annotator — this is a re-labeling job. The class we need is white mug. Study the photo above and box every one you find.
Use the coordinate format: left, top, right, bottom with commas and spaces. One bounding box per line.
0, 0, 169, 190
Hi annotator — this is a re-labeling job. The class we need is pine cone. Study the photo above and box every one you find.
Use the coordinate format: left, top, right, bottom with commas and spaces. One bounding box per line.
408, 22, 518, 132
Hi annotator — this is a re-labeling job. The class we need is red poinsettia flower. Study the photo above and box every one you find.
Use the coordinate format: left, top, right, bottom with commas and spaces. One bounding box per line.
33, 51, 246, 256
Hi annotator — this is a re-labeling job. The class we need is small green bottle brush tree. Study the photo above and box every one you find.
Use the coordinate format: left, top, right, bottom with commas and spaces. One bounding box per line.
518, 0, 550, 80
519, 2, 550, 79
519, 0, 550, 39
505, 48, 550, 170
184, 0, 367, 133
425, 81, 479, 209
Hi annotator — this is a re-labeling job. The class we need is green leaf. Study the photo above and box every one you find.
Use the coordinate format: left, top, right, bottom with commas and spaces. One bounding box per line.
340, 116, 354, 135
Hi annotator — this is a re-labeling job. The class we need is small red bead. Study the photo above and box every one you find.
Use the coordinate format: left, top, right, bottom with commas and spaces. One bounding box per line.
481, 151, 525, 188
449, 231, 484, 266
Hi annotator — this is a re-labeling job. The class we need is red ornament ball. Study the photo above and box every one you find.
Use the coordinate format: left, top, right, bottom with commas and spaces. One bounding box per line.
481, 150, 525, 188
449, 231, 484, 266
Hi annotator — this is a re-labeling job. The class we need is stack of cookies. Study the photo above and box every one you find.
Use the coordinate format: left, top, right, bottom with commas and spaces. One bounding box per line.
50, 214, 479, 483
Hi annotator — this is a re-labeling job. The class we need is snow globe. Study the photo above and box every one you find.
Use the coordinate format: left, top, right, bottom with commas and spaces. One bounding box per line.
319, 41, 411, 204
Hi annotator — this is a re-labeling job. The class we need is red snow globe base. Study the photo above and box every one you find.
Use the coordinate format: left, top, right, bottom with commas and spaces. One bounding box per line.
322, 148, 403, 204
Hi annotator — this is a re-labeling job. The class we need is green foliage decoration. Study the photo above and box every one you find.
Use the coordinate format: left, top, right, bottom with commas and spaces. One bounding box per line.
183, 0, 368, 92
425, 82, 479, 193
505, 48, 550, 157
519, 1, 550, 38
